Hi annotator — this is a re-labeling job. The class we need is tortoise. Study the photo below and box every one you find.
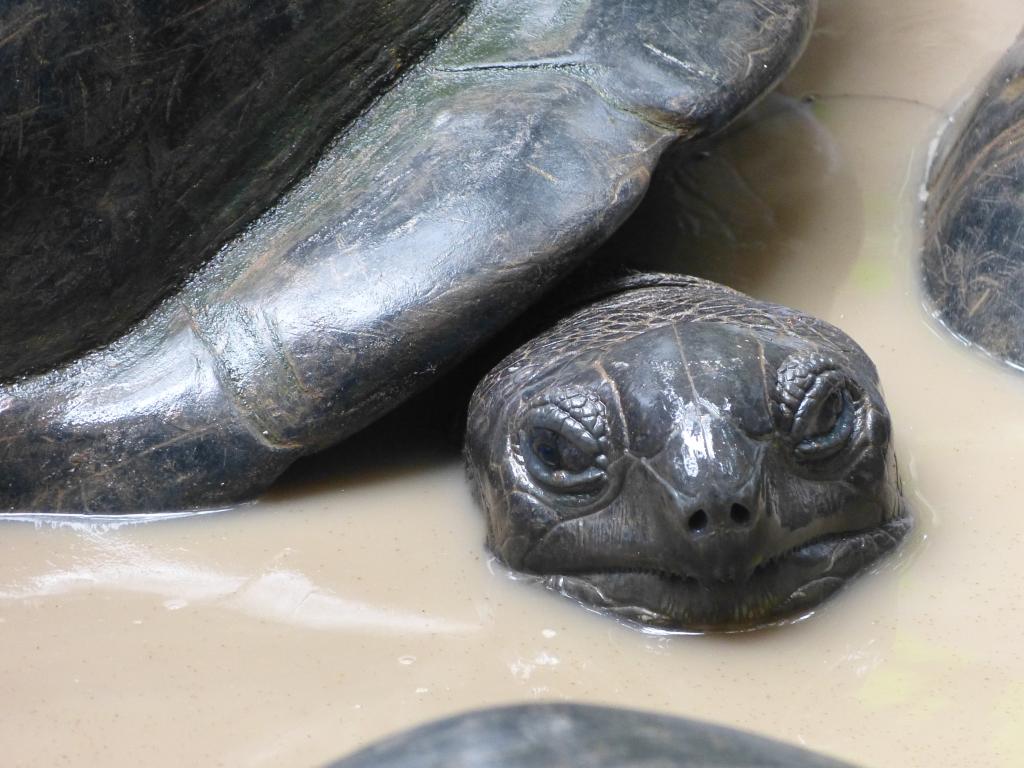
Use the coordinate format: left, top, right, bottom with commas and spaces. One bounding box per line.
326, 703, 859, 767
0, 0, 909, 630
923, 30, 1024, 367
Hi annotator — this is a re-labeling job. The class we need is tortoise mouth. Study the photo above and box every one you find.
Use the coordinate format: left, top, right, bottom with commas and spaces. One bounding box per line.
541, 509, 912, 632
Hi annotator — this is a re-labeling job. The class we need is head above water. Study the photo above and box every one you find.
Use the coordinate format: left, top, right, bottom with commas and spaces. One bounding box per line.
465, 275, 909, 631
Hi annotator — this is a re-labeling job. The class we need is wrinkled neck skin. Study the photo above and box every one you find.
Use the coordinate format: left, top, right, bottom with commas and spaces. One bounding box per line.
465, 276, 909, 632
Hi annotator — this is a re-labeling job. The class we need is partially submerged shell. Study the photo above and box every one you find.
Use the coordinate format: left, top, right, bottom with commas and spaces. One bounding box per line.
0, 0, 474, 378
327, 703, 858, 768
923, 31, 1024, 367
0, 0, 816, 512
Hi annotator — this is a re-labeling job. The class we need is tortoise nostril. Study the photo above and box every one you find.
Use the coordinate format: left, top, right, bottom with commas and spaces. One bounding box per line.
688, 509, 708, 533
730, 503, 751, 525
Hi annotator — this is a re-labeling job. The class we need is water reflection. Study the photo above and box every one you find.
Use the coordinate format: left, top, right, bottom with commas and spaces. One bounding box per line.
0, 523, 479, 635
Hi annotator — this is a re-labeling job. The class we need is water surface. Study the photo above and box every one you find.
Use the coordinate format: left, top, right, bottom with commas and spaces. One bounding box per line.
3, 1, 1024, 765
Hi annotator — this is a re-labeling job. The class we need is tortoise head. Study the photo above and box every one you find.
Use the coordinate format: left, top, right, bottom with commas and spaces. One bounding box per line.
465, 276, 908, 631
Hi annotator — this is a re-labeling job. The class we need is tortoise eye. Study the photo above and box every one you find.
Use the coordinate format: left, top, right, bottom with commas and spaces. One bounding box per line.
529, 427, 593, 473
532, 431, 561, 468
774, 355, 857, 461
518, 394, 611, 495
806, 389, 844, 438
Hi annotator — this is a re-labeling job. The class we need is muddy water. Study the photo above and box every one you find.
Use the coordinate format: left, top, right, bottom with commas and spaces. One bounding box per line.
3, 1, 1024, 765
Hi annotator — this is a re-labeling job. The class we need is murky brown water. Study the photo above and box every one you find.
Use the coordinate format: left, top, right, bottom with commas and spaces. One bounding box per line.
3, 1, 1024, 766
